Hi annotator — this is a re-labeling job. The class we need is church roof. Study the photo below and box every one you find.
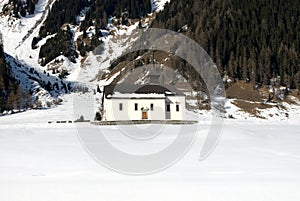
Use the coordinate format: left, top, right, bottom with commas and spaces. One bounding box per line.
104, 84, 184, 99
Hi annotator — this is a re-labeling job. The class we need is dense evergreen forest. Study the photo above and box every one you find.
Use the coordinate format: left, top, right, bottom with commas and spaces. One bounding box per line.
38, 26, 79, 66
151, 0, 300, 89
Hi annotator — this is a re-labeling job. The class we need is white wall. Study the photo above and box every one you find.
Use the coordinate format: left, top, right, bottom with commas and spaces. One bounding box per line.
166, 95, 185, 120
103, 96, 186, 121
103, 98, 166, 121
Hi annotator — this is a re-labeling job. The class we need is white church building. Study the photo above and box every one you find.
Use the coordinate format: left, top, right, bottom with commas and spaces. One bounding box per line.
102, 84, 186, 121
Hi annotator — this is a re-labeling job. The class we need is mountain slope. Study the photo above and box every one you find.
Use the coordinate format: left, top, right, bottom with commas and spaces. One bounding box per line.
0, 0, 166, 110
152, 0, 300, 88
0, 0, 300, 119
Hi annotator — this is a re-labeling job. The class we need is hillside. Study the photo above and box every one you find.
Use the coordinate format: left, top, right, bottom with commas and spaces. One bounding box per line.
0, 0, 299, 119
152, 0, 300, 88
97, 0, 300, 119
0, 0, 168, 113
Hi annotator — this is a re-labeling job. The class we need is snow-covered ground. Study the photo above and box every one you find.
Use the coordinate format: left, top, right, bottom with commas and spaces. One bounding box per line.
0, 93, 300, 201
1, 1, 300, 200
224, 99, 300, 123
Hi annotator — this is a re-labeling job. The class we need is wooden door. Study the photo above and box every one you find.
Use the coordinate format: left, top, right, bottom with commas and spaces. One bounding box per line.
142, 111, 148, 119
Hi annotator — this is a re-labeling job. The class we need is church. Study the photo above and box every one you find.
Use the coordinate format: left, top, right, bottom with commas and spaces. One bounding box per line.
102, 84, 186, 121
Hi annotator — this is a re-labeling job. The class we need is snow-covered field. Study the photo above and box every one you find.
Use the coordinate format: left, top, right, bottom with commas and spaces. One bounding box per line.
1, 94, 300, 201
1, 1, 300, 200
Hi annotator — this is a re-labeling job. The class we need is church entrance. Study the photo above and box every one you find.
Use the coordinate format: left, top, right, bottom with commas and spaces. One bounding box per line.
142, 111, 148, 120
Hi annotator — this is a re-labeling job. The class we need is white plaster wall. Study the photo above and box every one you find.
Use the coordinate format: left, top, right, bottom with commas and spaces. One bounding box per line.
103, 96, 186, 121
103, 98, 166, 121
166, 96, 186, 120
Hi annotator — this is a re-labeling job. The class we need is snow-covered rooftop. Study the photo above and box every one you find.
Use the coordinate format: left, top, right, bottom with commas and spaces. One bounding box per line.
108, 92, 166, 99
104, 84, 184, 99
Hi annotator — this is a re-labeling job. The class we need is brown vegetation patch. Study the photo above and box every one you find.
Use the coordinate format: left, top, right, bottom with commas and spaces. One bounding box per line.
285, 91, 300, 105
232, 99, 273, 118
226, 81, 267, 102
80, 56, 88, 64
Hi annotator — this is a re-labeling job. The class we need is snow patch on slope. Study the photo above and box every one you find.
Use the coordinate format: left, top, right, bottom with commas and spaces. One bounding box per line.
151, 0, 171, 12
225, 98, 300, 123
0, 0, 52, 54
0, 0, 9, 10
1, 0, 172, 104
78, 22, 140, 86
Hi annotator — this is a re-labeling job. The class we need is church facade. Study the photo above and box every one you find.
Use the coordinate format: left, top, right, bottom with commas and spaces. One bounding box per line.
102, 84, 186, 121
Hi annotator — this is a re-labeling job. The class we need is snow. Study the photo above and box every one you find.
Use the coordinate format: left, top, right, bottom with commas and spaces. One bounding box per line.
0, 94, 300, 201
0, 0, 66, 104
0, 0, 53, 54
110, 92, 166, 98
1, 0, 171, 104
151, 0, 171, 12
79, 21, 140, 85
1, 2, 300, 199
225, 99, 300, 123
186, 99, 198, 107
0, 0, 9, 10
